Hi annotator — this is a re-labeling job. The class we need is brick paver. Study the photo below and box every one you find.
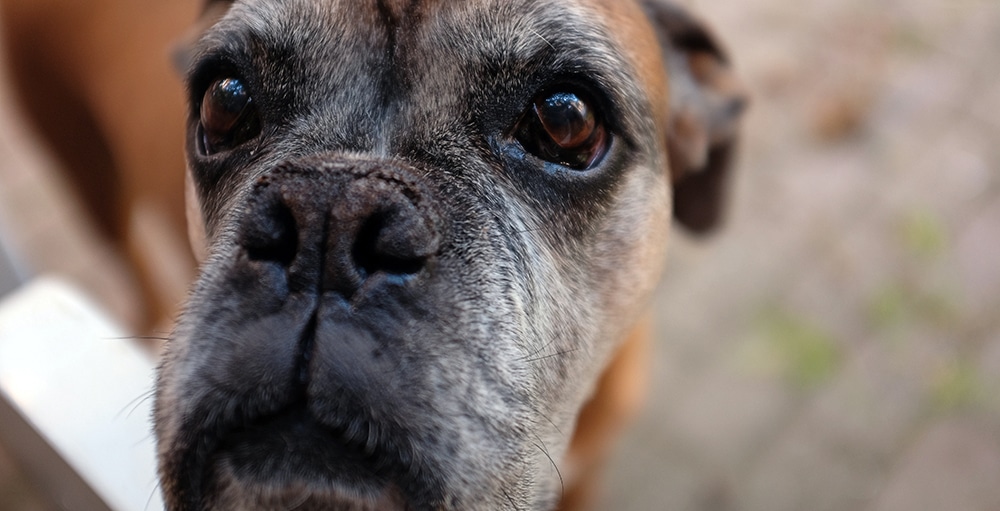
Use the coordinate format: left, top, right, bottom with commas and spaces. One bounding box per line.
872, 419, 1000, 511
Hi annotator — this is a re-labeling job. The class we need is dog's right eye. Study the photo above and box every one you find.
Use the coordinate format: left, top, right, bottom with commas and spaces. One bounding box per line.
199, 77, 261, 155
514, 90, 609, 170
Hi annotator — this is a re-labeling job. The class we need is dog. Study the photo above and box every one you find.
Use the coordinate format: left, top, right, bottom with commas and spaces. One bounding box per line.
2, 0, 744, 508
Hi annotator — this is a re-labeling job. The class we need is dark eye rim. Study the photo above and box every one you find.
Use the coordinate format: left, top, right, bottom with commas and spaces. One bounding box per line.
188, 53, 241, 113
509, 83, 614, 171
195, 76, 263, 156
186, 52, 264, 157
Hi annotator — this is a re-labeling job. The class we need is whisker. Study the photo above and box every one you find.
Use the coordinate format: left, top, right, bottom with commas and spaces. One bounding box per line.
105, 335, 171, 342
526, 404, 563, 435
117, 389, 156, 420
517, 337, 558, 362
512, 226, 544, 236
531, 435, 565, 503
527, 27, 556, 51
132, 432, 156, 448
286, 489, 311, 510
500, 487, 522, 511
145, 479, 162, 511
524, 348, 580, 364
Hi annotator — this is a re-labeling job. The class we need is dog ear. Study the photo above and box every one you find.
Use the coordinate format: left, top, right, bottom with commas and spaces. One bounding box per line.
643, 1, 747, 234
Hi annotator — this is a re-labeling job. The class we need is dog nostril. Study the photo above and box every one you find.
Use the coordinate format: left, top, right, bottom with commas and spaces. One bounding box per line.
243, 202, 298, 266
351, 210, 434, 279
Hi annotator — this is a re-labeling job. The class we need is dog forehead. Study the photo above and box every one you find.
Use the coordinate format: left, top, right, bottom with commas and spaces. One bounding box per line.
222, 0, 665, 83
409, 0, 668, 102
219, 0, 668, 109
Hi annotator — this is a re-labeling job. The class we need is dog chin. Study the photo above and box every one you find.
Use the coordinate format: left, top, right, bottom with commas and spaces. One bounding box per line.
195, 408, 415, 511
206, 477, 407, 511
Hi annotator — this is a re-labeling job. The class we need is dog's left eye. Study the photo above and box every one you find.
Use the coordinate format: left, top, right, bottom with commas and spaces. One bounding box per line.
199, 77, 261, 155
514, 91, 608, 170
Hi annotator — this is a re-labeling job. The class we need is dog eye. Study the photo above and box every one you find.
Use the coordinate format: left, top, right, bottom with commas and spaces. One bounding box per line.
515, 91, 608, 170
199, 77, 261, 155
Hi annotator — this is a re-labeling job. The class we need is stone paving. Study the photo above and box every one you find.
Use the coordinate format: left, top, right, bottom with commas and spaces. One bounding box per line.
2, 0, 999, 509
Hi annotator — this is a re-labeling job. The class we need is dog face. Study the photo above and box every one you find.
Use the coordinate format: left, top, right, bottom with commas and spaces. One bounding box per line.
154, 0, 743, 509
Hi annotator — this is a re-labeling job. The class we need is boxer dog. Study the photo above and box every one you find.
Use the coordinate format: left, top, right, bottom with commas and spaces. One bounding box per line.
2, 0, 744, 509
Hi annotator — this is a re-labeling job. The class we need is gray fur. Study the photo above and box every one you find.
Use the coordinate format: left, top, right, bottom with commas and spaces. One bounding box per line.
154, 0, 739, 509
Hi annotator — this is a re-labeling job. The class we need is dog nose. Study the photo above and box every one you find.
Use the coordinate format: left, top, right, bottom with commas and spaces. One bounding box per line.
239, 159, 441, 297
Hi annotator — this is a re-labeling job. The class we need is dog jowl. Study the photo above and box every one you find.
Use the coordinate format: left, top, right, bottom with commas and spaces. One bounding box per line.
154, 0, 744, 509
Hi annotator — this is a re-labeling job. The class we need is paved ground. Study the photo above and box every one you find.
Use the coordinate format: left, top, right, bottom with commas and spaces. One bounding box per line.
1, 0, 999, 509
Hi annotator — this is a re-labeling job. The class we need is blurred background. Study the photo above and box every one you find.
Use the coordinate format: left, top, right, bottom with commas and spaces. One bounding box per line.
1, 0, 999, 509
603, 0, 1000, 509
